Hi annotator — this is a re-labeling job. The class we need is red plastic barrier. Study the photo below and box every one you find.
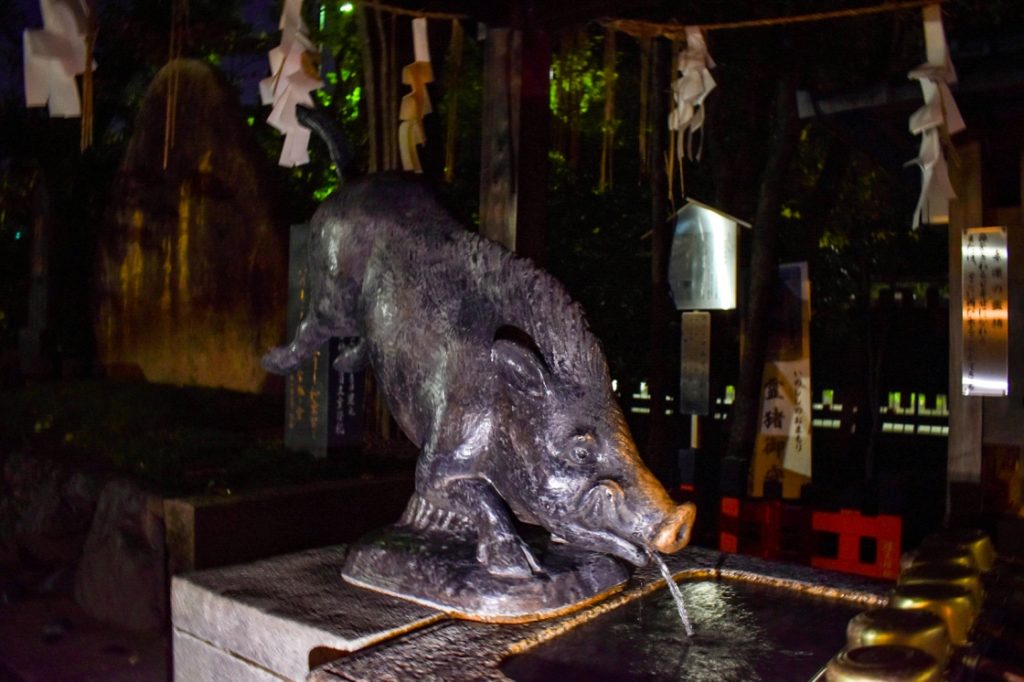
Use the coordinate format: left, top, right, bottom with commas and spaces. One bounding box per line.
718, 497, 792, 560
810, 509, 901, 580
742, 498, 782, 560
719, 497, 741, 553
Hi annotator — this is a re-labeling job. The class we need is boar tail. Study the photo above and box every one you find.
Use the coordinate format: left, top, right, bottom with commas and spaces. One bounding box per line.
296, 105, 352, 183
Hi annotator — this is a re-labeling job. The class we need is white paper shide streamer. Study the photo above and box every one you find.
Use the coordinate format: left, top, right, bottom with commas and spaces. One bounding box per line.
907, 4, 964, 227
399, 18, 433, 173
260, 0, 323, 167
668, 26, 715, 162
23, 0, 93, 118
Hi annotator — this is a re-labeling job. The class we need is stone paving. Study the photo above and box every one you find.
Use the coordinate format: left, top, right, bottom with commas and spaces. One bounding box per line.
0, 588, 167, 682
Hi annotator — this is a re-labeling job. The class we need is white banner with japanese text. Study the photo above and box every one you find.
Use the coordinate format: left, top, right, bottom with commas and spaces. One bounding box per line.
751, 262, 812, 498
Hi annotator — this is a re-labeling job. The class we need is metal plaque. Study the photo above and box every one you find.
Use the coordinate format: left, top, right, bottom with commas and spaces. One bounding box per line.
679, 312, 711, 415
668, 200, 744, 311
962, 226, 1009, 397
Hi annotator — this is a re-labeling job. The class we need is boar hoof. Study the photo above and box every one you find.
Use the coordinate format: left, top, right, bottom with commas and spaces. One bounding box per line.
261, 346, 301, 375
477, 535, 543, 579
332, 337, 367, 372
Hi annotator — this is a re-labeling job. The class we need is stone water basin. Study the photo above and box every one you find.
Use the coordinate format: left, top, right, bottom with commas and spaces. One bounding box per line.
502, 578, 864, 681
311, 547, 889, 681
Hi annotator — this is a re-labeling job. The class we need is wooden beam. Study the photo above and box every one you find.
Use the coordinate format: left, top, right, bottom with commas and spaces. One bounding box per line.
947, 141, 984, 521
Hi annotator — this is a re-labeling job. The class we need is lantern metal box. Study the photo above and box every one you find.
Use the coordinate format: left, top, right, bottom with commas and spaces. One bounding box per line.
668, 199, 749, 311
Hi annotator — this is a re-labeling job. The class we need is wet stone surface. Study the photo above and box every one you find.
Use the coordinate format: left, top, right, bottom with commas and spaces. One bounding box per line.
500, 578, 861, 682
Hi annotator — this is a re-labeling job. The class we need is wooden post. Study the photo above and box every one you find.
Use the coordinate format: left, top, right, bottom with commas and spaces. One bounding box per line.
479, 28, 521, 251
947, 141, 984, 521
478, 23, 550, 262
513, 29, 550, 264
645, 38, 670, 478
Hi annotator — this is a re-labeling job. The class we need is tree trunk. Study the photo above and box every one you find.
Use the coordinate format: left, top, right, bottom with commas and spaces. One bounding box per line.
723, 75, 801, 480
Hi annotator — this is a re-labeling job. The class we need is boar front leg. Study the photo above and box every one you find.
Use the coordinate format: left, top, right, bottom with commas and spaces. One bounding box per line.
443, 478, 544, 579
417, 405, 542, 577
332, 336, 367, 372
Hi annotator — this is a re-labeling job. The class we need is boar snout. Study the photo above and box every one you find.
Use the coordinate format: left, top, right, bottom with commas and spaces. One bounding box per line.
649, 502, 696, 555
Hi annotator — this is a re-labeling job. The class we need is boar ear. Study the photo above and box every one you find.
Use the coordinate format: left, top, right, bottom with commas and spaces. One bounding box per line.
492, 336, 549, 399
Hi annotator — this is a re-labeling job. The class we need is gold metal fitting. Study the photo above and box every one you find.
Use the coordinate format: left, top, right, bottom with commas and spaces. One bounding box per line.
889, 583, 975, 646
846, 608, 950, 665
921, 529, 995, 573
909, 544, 978, 572
899, 562, 983, 612
825, 645, 941, 682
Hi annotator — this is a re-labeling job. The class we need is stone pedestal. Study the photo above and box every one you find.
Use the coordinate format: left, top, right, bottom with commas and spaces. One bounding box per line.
342, 526, 629, 623
170, 546, 442, 681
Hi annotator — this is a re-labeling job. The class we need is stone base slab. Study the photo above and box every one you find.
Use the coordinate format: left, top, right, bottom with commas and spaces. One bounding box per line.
342, 526, 629, 622
171, 545, 443, 681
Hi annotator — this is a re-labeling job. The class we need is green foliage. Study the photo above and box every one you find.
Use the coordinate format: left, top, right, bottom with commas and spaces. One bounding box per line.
550, 34, 607, 119
545, 158, 653, 390
777, 121, 946, 386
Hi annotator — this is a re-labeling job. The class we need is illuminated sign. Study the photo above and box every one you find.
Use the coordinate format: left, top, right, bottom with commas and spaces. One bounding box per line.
961, 226, 1008, 397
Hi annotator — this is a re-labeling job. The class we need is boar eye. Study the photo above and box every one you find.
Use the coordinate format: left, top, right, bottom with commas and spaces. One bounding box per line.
571, 446, 593, 464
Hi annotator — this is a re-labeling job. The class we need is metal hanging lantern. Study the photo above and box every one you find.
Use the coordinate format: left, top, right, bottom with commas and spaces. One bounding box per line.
668, 199, 749, 311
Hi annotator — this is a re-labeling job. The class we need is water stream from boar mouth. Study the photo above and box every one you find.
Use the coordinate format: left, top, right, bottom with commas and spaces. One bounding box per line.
646, 548, 694, 636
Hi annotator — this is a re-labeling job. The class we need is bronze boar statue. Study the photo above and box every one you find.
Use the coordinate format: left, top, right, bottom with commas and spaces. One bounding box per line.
263, 108, 696, 620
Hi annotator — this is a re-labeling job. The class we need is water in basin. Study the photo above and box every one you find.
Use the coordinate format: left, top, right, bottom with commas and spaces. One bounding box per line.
501, 577, 860, 682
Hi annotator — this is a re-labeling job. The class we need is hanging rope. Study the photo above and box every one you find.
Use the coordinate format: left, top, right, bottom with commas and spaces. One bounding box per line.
551, 34, 568, 158
443, 19, 464, 183
163, 0, 189, 170
602, 0, 947, 39
598, 27, 617, 192
357, 1, 466, 21
80, 0, 97, 151
638, 36, 652, 180
666, 38, 680, 205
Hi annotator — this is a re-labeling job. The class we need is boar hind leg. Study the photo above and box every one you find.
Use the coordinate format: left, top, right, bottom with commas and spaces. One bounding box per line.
437, 478, 543, 579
